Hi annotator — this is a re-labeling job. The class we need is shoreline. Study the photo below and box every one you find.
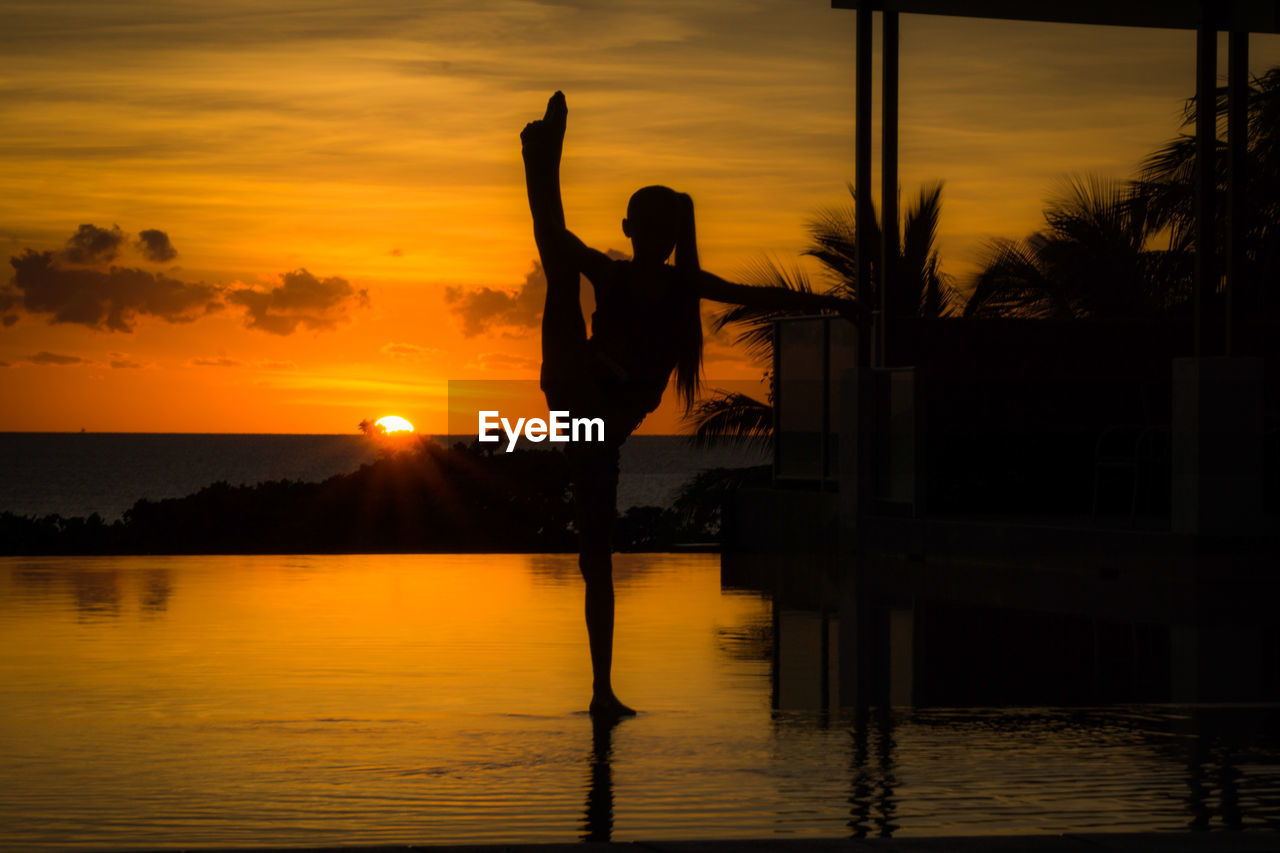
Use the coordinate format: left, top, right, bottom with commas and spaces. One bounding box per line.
82, 832, 1280, 853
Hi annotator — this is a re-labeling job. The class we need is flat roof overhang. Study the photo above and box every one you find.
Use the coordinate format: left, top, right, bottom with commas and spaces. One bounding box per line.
830, 1, 1280, 34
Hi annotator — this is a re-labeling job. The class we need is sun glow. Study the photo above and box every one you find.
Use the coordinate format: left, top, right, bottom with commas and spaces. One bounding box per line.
375, 416, 414, 433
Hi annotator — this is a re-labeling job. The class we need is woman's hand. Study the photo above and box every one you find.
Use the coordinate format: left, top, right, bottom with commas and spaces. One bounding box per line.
818, 293, 871, 328
834, 296, 871, 328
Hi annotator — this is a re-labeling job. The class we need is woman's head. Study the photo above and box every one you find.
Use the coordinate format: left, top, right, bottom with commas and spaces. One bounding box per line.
623, 185, 686, 263
624, 185, 703, 409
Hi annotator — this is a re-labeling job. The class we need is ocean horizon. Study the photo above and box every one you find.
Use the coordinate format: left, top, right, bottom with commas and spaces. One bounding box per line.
0, 432, 769, 522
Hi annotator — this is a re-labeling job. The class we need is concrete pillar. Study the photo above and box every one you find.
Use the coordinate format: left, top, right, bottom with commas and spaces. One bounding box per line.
1170, 623, 1199, 703
1226, 30, 1249, 352
1171, 357, 1265, 535
855, 4, 873, 368
777, 610, 827, 710
879, 10, 899, 367
1171, 621, 1267, 702
1193, 18, 1217, 356
839, 367, 886, 709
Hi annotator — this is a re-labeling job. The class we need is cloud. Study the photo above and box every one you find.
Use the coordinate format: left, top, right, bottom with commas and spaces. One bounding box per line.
190, 356, 240, 367
474, 351, 539, 370
7, 248, 221, 331
228, 268, 368, 335
445, 252, 626, 338
0, 361, 9, 367
135, 229, 177, 263
29, 351, 87, 365
444, 260, 551, 337
4, 226, 365, 335
253, 359, 296, 369
109, 352, 141, 368
62, 224, 124, 265
381, 341, 437, 360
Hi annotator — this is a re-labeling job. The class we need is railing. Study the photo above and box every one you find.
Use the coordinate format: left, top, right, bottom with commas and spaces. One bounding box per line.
773, 314, 917, 514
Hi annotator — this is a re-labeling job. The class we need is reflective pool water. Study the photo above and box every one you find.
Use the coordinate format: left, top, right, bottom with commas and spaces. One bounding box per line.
1, 554, 1276, 848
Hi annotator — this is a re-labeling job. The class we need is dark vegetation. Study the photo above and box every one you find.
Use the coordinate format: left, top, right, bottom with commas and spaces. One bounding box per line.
0, 438, 733, 556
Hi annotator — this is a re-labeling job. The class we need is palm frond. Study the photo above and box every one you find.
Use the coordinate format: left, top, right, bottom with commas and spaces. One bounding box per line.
681, 389, 773, 451
712, 257, 815, 364
900, 182, 946, 315
803, 182, 882, 298
963, 236, 1071, 319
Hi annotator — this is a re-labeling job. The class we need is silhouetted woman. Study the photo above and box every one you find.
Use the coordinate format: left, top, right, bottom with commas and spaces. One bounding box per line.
522, 91, 863, 718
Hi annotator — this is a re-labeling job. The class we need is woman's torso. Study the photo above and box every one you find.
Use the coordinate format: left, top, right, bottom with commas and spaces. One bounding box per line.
587, 260, 686, 412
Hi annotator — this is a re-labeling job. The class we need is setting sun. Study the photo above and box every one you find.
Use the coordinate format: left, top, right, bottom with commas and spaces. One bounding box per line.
375, 416, 414, 434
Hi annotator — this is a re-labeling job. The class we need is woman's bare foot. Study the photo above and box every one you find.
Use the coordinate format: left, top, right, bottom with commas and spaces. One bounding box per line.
589, 692, 637, 719
520, 90, 567, 168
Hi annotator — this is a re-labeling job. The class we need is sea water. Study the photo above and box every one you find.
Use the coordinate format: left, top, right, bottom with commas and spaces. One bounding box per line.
0, 433, 770, 520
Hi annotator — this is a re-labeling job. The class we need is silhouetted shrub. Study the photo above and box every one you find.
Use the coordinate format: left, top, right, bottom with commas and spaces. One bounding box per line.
0, 438, 725, 555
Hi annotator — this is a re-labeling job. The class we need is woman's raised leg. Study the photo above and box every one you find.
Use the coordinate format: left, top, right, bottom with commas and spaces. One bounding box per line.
521, 91, 587, 373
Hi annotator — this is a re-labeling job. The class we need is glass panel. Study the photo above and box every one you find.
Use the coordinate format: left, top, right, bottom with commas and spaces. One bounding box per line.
776, 318, 824, 479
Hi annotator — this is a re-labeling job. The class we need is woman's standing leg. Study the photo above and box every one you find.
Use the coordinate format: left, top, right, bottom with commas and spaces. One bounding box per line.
569, 441, 634, 717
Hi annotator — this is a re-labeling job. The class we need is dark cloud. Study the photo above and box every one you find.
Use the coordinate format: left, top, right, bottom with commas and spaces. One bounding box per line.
190, 357, 240, 367
444, 279, 536, 337
228, 269, 368, 335
8, 249, 221, 332
446, 251, 625, 338
0, 361, 9, 367
4, 226, 365, 336
109, 353, 141, 368
62, 224, 124, 265
135, 229, 177, 263
445, 261, 548, 337
29, 351, 86, 365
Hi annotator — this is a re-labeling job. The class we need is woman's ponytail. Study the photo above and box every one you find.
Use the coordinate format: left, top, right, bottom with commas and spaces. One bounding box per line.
672, 192, 703, 411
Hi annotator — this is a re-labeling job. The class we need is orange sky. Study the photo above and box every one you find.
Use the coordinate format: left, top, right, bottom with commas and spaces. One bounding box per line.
2, 2, 1277, 434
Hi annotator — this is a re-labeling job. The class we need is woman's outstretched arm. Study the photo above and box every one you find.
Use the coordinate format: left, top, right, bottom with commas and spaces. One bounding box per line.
696, 270, 871, 327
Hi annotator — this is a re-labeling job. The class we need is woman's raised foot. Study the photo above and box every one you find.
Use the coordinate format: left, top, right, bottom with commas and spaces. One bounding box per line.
522, 91, 566, 165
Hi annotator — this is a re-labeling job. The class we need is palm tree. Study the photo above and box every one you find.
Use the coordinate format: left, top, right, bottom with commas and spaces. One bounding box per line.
963, 175, 1192, 319
968, 65, 1280, 320
685, 183, 956, 447
1133, 65, 1280, 314
805, 182, 959, 319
